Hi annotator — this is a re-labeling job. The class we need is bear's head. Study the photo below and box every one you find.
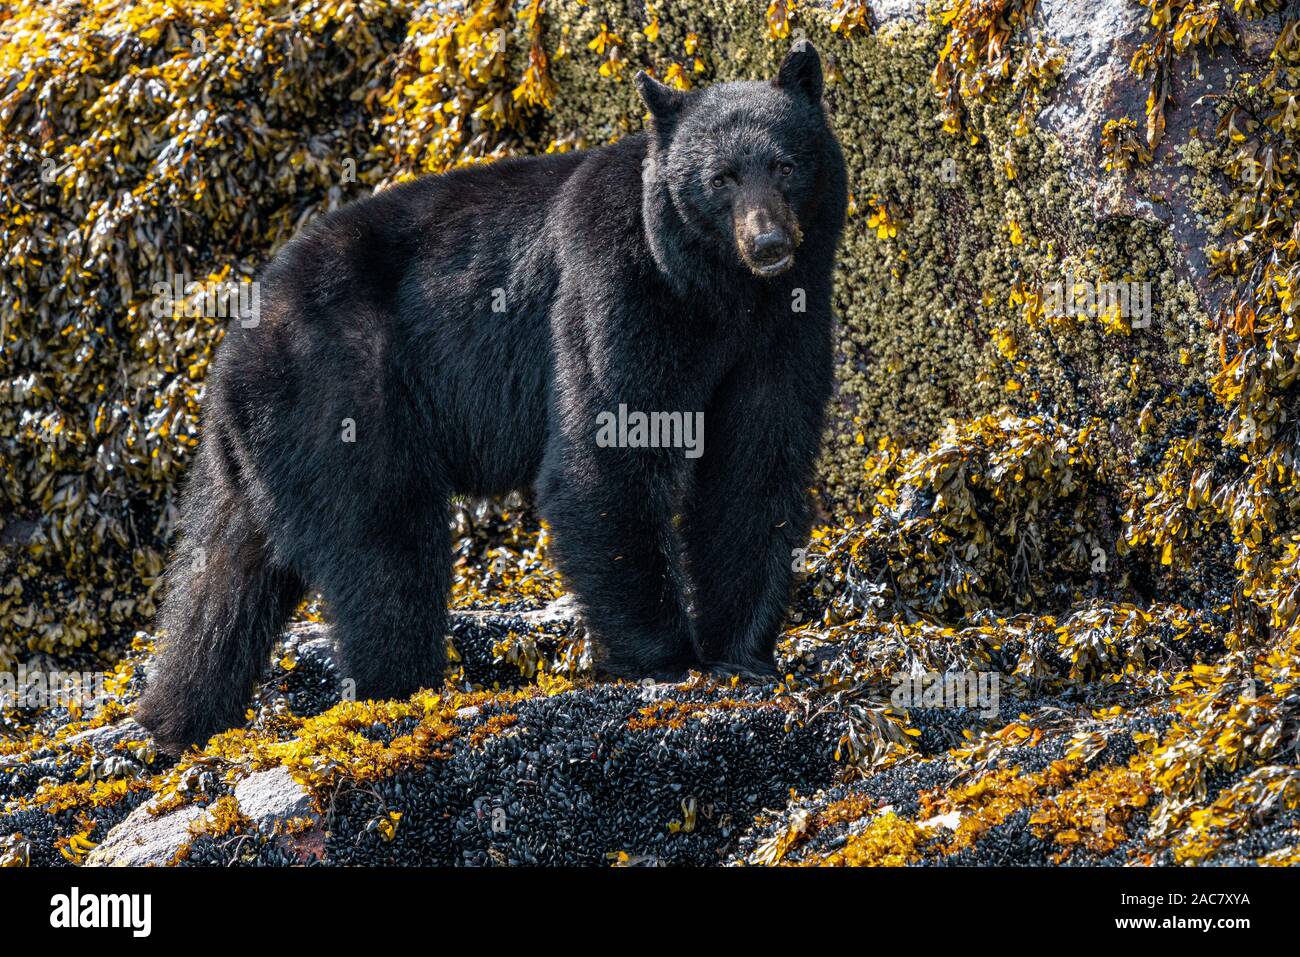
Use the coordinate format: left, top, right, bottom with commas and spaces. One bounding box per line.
635, 40, 837, 280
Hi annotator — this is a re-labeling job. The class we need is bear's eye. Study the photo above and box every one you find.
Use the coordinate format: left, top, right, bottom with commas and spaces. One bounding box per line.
710, 174, 727, 189
778, 162, 794, 176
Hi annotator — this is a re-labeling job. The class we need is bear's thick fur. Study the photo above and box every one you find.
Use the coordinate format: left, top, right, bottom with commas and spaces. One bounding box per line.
135, 41, 848, 753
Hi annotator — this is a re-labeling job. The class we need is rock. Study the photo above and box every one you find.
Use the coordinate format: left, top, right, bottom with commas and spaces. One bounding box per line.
63, 718, 149, 752
0, 517, 38, 548
870, 0, 1270, 316
86, 768, 326, 867
1033, 0, 1250, 311
871, 0, 925, 26
233, 766, 326, 862
233, 766, 315, 829
537, 593, 581, 623
279, 603, 582, 672
85, 799, 206, 867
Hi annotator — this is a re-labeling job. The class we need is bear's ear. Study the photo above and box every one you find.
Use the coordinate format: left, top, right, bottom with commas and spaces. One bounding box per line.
774, 39, 823, 103
635, 71, 686, 143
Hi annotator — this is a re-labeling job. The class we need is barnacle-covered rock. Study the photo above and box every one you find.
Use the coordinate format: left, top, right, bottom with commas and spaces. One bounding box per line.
84, 798, 207, 868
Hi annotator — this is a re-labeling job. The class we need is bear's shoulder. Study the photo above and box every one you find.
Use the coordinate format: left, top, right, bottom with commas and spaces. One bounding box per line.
549, 135, 653, 273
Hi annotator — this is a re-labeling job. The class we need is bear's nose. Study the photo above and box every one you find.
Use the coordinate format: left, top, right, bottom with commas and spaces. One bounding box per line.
751, 229, 792, 264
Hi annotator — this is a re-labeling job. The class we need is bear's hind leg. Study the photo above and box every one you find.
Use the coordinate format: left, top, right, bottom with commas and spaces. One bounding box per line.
321, 501, 451, 703
135, 441, 307, 753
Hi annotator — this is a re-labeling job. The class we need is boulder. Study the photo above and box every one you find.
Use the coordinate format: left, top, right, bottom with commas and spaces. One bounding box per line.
84, 799, 206, 868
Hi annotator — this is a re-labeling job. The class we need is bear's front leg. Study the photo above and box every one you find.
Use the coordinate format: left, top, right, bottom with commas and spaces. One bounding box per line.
538, 441, 698, 680
683, 331, 832, 677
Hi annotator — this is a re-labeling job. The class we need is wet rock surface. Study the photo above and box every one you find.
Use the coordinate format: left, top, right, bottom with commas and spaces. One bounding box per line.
2, 592, 1294, 867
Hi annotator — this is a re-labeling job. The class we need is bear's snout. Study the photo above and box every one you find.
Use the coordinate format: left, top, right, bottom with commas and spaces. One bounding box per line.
734, 195, 798, 278
751, 228, 791, 264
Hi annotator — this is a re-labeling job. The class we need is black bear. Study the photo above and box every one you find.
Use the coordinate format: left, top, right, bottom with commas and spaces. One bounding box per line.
134, 40, 848, 753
